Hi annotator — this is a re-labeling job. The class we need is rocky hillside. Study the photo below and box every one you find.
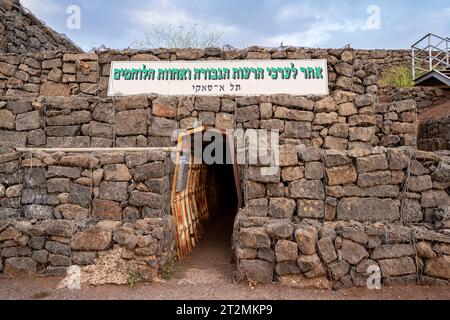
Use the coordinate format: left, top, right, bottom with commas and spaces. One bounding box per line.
0, 0, 81, 53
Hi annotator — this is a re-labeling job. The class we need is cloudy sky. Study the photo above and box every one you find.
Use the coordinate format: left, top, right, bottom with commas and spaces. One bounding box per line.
21, 0, 450, 51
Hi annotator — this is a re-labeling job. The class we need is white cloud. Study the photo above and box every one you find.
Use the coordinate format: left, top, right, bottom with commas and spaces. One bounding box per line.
127, 0, 243, 47
21, 0, 63, 18
128, 0, 194, 27
276, 2, 321, 22
264, 19, 366, 47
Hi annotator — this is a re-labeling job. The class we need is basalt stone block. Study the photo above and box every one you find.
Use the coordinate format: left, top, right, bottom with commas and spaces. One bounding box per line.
268, 198, 296, 219
275, 261, 300, 275
317, 237, 337, 263
47, 137, 91, 148
15, 111, 41, 131
337, 197, 399, 222
70, 227, 112, 251
115, 109, 148, 136
46, 166, 81, 179
424, 256, 450, 280
192, 96, 220, 112
93, 199, 122, 220
54, 204, 89, 220
43, 220, 78, 238
379, 257, 416, 277
341, 240, 368, 265
103, 164, 132, 182
68, 184, 92, 208
239, 259, 274, 283
313, 112, 338, 125
265, 220, 293, 240
432, 161, 450, 182
28, 237, 46, 250
7, 100, 32, 114
46, 111, 91, 126
21, 189, 58, 206
0, 161, 18, 174
131, 162, 165, 182
23, 205, 54, 220
421, 190, 450, 208
99, 181, 128, 202
32, 250, 49, 264
248, 166, 280, 183
323, 150, 351, 167
0, 109, 15, 129
275, 240, 298, 262
149, 117, 178, 137
386, 148, 409, 170
356, 154, 388, 173
274, 107, 314, 121
326, 164, 357, 186
357, 171, 391, 188
125, 154, 148, 169
371, 244, 415, 259
129, 191, 162, 209
1, 247, 31, 258
239, 227, 270, 249
297, 200, 324, 218
408, 175, 433, 192
328, 260, 350, 280
47, 178, 71, 193
401, 199, 422, 222
304, 162, 324, 180
45, 241, 71, 256
48, 254, 71, 266
72, 251, 97, 265
4, 257, 37, 276
284, 121, 312, 139
236, 105, 259, 123
295, 226, 317, 255
289, 179, 325, 199
92, 102, 114, 123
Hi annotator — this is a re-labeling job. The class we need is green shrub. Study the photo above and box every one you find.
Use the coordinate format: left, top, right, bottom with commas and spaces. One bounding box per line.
379, 66, 415, 88
160, 257, 182, 280
126, 271, 139, 288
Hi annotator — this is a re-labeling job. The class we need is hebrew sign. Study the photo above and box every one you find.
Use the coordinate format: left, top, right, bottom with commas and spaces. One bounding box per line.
107, 59, 328, 96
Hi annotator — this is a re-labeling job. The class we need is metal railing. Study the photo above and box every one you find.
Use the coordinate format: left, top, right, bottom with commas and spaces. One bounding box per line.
411, 33, 449, 79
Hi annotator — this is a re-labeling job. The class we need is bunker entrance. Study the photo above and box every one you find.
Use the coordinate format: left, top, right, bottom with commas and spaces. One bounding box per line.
171, 127, 242, 262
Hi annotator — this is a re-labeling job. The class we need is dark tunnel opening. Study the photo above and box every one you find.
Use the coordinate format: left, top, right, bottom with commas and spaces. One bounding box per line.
179, 132, 240, 269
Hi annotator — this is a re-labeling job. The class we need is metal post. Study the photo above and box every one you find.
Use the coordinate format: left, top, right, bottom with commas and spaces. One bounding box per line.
428, 34, 432, 71
412, 47, 415, 79
445, 39, 450, 68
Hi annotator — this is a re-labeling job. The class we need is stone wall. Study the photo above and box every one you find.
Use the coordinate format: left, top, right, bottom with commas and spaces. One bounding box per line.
0, 49, 446, 100
234, 216, 450, 289
235, 147, 450, 287
0, 0, 81, 54
0, 150, 175, 282
0, 93, 420, 153
0, 47, 449, 288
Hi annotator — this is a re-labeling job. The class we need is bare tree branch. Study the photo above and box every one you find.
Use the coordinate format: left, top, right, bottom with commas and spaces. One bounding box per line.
131, 21, 224, 49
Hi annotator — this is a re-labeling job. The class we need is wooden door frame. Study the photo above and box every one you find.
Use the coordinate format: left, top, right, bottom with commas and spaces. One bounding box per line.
170, 126, 242, 259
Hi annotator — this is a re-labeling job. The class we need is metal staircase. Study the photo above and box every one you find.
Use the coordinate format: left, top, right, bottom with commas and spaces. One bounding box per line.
412, 33, 450, 87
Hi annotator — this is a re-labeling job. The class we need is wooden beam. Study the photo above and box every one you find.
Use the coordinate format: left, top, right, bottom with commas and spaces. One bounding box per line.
16, 147, 180, 153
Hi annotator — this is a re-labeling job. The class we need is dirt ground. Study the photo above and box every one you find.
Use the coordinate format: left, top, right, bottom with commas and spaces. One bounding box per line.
1, 213, 449, 300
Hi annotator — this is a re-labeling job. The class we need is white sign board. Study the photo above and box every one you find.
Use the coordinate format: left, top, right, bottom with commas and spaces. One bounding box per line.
107, 59, 328, 96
